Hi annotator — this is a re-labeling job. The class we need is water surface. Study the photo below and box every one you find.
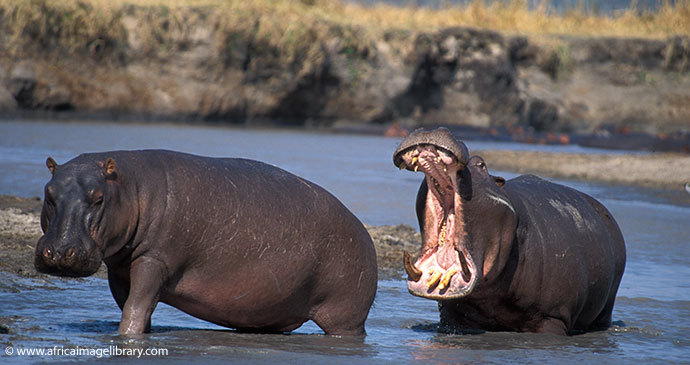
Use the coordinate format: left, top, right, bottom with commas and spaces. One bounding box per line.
0, 120, 688, 363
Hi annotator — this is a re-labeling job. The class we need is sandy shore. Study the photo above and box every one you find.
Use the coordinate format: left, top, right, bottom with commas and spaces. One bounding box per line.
477, 150, 690, 192
2, 149, 688, 280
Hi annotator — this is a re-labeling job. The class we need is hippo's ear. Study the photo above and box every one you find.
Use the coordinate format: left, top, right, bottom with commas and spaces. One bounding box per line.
492, 175, 506, 187
104, 158, 118, 180
46, 157, 58, 174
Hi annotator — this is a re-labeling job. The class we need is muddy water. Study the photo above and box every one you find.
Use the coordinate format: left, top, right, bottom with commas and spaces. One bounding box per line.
1, 120, 688, 363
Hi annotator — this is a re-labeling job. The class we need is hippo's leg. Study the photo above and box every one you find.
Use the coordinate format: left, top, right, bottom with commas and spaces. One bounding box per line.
118, 257, 166, 335
107, 271, 129, 310
588, 296, 615, 331
311, 299, 367, 336
108, 271, 153, 332
536, 317, 568, 335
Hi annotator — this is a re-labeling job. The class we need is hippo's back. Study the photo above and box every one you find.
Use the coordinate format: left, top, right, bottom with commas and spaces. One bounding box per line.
503, 175, 625, 331
98, 149, 375, 261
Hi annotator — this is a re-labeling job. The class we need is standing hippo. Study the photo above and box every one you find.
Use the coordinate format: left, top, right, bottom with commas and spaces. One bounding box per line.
393, 128, 625, 335
35, 150, 377, 336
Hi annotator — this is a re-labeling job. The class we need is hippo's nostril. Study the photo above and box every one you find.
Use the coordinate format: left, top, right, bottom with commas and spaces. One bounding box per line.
66, 247, 75, 258
43, 247, 53, 259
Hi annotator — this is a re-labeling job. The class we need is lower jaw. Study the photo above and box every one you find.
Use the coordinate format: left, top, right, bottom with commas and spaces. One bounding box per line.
407, 281, 474, 301
407, 255, 476, 300
35, 261, 101, 277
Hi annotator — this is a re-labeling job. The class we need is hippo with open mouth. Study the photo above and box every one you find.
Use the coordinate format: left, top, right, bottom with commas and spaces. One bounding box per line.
35, 150, 377, 336
394, 128, 626, 335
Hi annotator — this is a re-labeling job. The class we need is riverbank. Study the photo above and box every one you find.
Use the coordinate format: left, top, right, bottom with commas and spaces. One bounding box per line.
477, 149, 690, 191
1, 0, 689, 140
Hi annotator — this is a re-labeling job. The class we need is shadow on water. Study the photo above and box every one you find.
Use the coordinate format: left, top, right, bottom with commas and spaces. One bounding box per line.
410, 322, 484, 335
85, 330, 377, 361
152, 331, 372, 357
57, 319, 376, 359
408, 321, 622, 349
397, 324, 627, 364
62, 320, 119, 334
61, 321, 226, 335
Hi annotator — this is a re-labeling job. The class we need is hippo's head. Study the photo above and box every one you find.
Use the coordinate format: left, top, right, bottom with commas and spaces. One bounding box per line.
394, 127, 517, 300
35, 155, 132, 277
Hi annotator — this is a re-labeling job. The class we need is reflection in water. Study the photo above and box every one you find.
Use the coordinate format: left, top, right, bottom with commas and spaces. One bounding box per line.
406, 330, 622, 363
139, 329, 375, 358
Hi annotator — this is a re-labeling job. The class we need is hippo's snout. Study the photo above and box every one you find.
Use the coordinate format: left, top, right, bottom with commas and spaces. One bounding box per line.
38, 244, 79, 267
393, 127, 470, 170
35, 237, 102, 277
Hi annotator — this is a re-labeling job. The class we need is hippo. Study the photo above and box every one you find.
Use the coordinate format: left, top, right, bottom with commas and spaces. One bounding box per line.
35, 150, 377, 336
393, 128, 626, 335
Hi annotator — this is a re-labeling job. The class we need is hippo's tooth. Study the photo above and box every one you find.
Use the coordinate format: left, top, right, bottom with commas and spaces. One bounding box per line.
414, 165, 419, 172
411, 156, 419, 165
427, 270, 443, 289
428, 267, 435, 275
403, 251, 422, 282
436, 156, 442, 163
438, 267, 458, 290
439, 220, 447, 246
459, 252, 472, 282
433, 178, 445, 196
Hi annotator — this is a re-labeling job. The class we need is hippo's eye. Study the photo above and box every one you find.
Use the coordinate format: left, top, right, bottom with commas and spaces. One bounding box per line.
91, 191, 104, 206
44, 197, 55, 211
45, 186, 55, 203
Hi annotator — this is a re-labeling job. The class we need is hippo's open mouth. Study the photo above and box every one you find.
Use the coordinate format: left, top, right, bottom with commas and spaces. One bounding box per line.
395, 143, 479, 300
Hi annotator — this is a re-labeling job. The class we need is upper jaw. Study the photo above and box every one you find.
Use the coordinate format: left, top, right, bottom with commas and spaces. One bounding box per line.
396, 136, 479, 300
393, 127, 469, 171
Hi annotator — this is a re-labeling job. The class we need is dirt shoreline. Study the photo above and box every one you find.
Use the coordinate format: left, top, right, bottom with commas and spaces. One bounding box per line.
1, 149, 688, 280
477, 150, 690, 191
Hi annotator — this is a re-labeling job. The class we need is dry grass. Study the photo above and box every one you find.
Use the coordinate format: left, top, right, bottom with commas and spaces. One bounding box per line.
0, 0, 377, 62
337, 0, 690, 39
0, 0, 688, 60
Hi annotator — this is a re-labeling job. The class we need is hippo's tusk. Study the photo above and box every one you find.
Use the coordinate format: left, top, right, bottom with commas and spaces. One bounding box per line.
459, 252, 472, 282
427, 270, 442, 289
403, 251, 422, 282
438, 267, 457, 290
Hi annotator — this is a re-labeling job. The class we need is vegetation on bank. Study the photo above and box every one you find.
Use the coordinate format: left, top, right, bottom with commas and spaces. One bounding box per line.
341, 0, 690, 39
0, 0, 688, 61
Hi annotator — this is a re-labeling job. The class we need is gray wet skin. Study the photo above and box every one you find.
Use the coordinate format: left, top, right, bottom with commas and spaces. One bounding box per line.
394, 127, 626, 335
35, 150, 377, 336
